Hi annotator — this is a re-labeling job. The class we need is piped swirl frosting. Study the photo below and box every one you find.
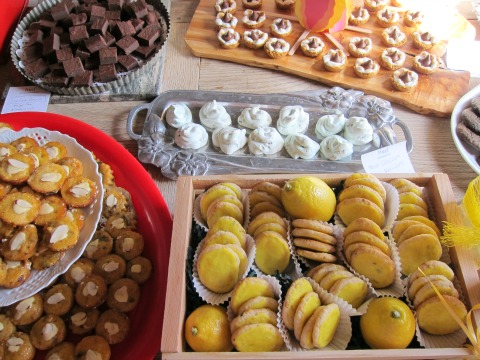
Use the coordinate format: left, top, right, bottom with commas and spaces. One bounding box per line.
320, 135, 354, 160
276, 105, 309, 136
315, 112, 346, 139
248, 126, 284, 155
284, 134, 320, 159
165, 103, 192, 128
212, 126, 248, 154
343, 117, 373, 145
174, 123, 208, 149
199, 100, 232, 130
237, 106, 272, 129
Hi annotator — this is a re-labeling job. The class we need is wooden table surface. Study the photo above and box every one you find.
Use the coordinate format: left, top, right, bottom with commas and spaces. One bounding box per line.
0, 0, 479, 214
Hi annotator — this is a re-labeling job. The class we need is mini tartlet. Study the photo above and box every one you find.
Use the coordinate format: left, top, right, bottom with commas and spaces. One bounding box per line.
275, 0, 295, 10
353, 57, 380, 79
379, 47, 406, 70
322, 49, 347, 72
404, 10, 424, 27
215, 11, 238, 29
242, 0, 262, 9
270, 18, 292, 37
349, 6, 370, 26
243, 29, 268, 49
215, 0, 237, 13
300, 36, 325, 57
391, 68, 418, 92
413, 30, 439, 50
413, 51, 439, 75
376, 8, 400, 27
364, 0, 387, 12
264, 38, 290, 58
382, 26, 407, 47
217, 28, 241, 49
348, 37, 372, 58
242, 9, 266, 28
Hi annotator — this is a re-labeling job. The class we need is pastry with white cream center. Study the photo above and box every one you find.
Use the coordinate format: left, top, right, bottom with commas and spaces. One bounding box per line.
270, 18, 292, 37
243, 29, 268, 49
323, 49, 347, 72
174, 123, 208, 150
212, 126, 248, 154
300, 36, 325, 57
242, 9, 266, 28
348, 37, 372, 58
215, 11, 238, 29
413, 30, 438, 50
413, 51, 439, 75
199, 100, 232, 130
215, 0, 237, 13
315, 112, 346, 140
284, 134, 320, 159
217, 28, 241, 49
380, 47, 405, 70
391, 68, 418, 92
382, 26, 407, 47
238, 106, 272, 129
248, 127, 284, 155
343, 117, 373, 145
376, 8, 399, 27
277, 106, 309, 136
264, 38, 290, 59
349, 6, 370, 25
353, 57, 380, 79
404, 10, 423, 27
320, 135, 354, 161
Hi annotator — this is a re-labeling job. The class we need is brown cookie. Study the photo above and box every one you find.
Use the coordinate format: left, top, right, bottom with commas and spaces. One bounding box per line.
462, 107, 480, 133
471, 96, 480, 115
457, 121, 480, 151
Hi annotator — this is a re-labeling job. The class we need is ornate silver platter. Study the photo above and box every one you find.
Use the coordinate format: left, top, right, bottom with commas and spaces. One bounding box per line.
126, 87, 413, 180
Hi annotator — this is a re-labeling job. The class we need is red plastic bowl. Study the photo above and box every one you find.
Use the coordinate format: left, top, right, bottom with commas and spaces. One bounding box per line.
0, 112, 173, 360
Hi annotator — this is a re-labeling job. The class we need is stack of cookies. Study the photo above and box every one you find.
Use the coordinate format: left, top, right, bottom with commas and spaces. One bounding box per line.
457, 96, 480, 152
291, 219, 337, 264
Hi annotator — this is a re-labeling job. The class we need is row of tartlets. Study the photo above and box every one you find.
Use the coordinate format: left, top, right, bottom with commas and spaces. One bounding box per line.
165, 100, 377, 161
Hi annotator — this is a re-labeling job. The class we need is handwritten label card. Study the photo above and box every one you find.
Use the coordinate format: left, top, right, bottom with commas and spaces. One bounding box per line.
361, 141, 415, 173
1, 86, 50, 114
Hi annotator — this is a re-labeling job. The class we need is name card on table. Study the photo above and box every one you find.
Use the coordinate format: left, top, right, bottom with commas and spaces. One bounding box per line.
1, 86, 50, 114
361, 141, 415, 174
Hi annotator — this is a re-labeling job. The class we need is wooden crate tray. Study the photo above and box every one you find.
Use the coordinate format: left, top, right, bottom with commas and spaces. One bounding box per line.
161, 173, 480, 359
185, 0, 474, 118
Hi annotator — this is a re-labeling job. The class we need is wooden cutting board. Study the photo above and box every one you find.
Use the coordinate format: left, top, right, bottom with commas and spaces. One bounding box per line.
185, 0, 475, 118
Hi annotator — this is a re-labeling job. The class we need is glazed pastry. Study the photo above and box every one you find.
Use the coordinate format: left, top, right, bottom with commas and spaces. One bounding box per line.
413, 30, 438, 50
348, 37, 372, 58
65, 208, 85, 230
242, 9, 266, 28
69, 306, 100, 335
57, 157, 83, 178
319, 135, 354, 161
413, 51, 438, 75
379, 47, 405, 70
300, 36, 325, 57
215, 11, 238, 29
343, 117, 373, 145
277, 105, 309, 135
212, 126, 248, 154
30, 314, 66, 350
7, 294, 43, 326
243, 29, 268, 49
391, 68, 418, 92
126, 256, 153, 284
115, 229, 145, 261
363, 0, 387, 12
315, 112, 346, 140
322, 49, 347, 72
264, 38, 290, 59
44, 141, 67, 163
215, 0, 237, 13
27, 163, 67, 194
174, 123, 208, 150
242, 0, 262, 9
31, 248, 64, 270
248, 127, 284, 155
270, 18, 292, 38
1, 224, 38, 261
95, 309, 130, 344
21, 146, 49, 169
43, 283, 74, 316
34, 194, 68, 227
0, 153, 35, 184
74, 335, 111, 360
404, 10, 423, 27
63, 258, 94, 288
275, 0, 295, 10
0, 123, 13, 134
44, 218, 80, 252
217, 28, 240, 49
353, 57, 380, 79
382, 26, 407, 47
11, 137, 38, 152
376, 8, 399, 27
238, 106, 272, 129
165, 103, 192, 129
284, 134, 320, 159
0, 192, 40, 226
106, 278, 141, 313
349, 6, 369, 25
60, 175, 97, 208
199, 100, 232, 130
94, 254, 126, 284
0, 143, 17, 161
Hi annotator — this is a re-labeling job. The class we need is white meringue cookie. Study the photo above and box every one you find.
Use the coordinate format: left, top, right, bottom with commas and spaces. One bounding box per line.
174, 123, 208, 150
212, 126, 248, 154
248, 127, 284, 155
237, 106, 272, 129
165, 103, 193, 128
284, 134, 320, 159
343, 117, 373, 145
315, 112, 346, 140
276, 105, 309, 136
199, 100, 232, 130
320, 135, 354, 160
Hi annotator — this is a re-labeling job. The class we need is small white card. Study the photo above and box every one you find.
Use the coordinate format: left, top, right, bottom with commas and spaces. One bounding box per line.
446, 39, 480, 77
1, 86, 51, 114
361, 141, 415, 174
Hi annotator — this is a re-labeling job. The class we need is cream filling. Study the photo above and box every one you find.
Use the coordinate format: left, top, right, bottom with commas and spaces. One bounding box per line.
271, 19, 292, 34
243, 30, 268, 46
265, 38, 289, 53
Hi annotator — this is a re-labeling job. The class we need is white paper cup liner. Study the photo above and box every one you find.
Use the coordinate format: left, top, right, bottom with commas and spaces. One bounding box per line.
192, 234, 256, 305
280, 277, 352, 351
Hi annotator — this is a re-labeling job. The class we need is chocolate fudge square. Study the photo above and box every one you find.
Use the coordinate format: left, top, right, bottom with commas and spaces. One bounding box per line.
134, 45, 155, 59
108, 0, 124, 11
137, 24, 159, 46
116, 35, 139, 55
99, 47, 117, 64
115, 21, 136, 38
63, 57, 85, 77
90, 4, 106, 20
71, 12, 88, 26
71, 70, 94, 87
50, 2, 70, 21
91, 18, 108, 35
43, 33, 60, 56
85, 34, 108, 53
25, 58, 49, 78
118, 54, 138, 70
97, 64, 117, 82
56, 47, 74, 62
26, 29, 44, 47
48, 74, 69, 87
105, 10, 121, 20
131, 19, 144, 32
104, 32, 116, 46
69, 25, 89, 44
127, 1, 148, 19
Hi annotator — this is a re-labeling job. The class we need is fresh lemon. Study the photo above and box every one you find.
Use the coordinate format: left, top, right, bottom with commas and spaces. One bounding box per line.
185, 305, 234, 352
360, 297, 415, 349
281, 176, 336, 221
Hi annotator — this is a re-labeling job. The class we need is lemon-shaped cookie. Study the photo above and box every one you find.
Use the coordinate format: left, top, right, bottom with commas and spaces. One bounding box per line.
247, 211, 286, 236
329, 276, 368, 308
197, 244, 240, 293
293, 291, 321, 340
337, 198, 385, 228
416, 295, 467, 335
249, 191, 283, 209
402, 216, 441, 236
344, 230, 390, 256
307, 263, 347, 284
254, 231, 290, 275
199, 184, 238, 220
250, 201, 287, 219
232, 323, 284, 352
230, 277, 275, 315
251, 181, 283, 201
318, 270, 354, 291
396, 223, 438, 245
312, 303, 341, 348
203, 230, 242, 249
349, 244, 396, 288
253, 222, 288, 239
412, 279, 458, 309
407, 274, 451, 300
343, 217, 384, 240
281, 176, 336, 221
206, 201, 243, 228
397, 234, 442, 275
209, 216, 246, 249
339, 184, 385, 210
398, 191, 428, 211
344, 175, 386, 201
396, 203, 428, 220
282, 278, 313, 331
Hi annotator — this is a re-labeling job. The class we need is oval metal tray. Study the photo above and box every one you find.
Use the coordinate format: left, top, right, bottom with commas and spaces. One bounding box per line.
127, 87, 413, 180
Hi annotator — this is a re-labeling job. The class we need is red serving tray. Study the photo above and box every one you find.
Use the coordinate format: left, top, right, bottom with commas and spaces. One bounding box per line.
0, 112, 173, 360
